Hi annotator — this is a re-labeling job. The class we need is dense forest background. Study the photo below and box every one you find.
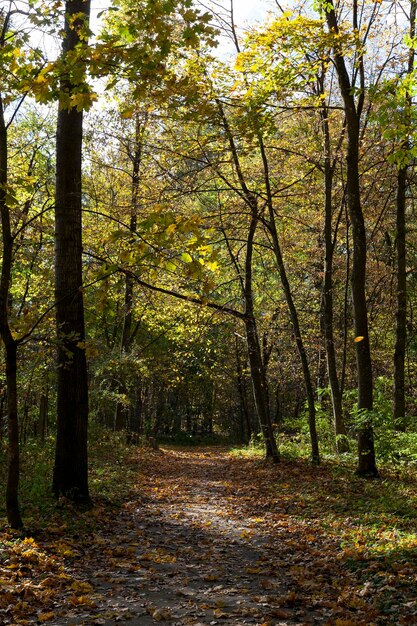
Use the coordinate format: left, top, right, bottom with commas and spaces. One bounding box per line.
1, 0, 417, 529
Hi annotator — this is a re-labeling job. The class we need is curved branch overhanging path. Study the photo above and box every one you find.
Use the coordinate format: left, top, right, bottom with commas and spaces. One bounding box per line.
48, 447, 412, 625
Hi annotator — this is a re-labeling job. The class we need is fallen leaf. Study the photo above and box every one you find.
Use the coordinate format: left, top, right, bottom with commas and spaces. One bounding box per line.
152, 608, 173, 621
38, 612, 55, 622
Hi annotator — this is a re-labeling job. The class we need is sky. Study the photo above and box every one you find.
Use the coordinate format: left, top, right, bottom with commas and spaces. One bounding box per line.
193, 0, 275, 55
206, 0, 272, 24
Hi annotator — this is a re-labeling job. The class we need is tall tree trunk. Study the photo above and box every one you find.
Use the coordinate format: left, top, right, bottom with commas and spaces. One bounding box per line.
113, 269, 134, 432
0, 89, 23, 528
244, 216, 279, 462
393, 0, 416, 432
321, 105, 348, 452
245, 316, 278, 459
217, 100, 278, 461
53, 0, 91, 501
268, 221, 320, 465
235, 336, 251, 444
394, 166, 407, 432
326, 1, 378, 476
257, 135, 320, 464
5, 342, 21, 528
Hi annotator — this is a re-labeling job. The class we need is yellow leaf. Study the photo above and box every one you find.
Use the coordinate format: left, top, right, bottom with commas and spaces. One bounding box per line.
38, 613, 55, 622
69, 91, 97, 112
354, 336, 364, 342
22, 537, 37, 546
120, 106, 135, 119
68, 594, 96, 607
63, 549, 76, 558
165, 223, 176, 235
71, 580, 94, 594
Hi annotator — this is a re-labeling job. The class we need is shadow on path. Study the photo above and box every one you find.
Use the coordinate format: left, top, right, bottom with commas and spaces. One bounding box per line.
58, 448, 326, 625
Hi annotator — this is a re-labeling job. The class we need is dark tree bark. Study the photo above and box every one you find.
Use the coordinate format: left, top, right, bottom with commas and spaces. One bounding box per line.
325, 1, 378, 476
320, 101, 348, 452
244, 216, 280, 462
113, 268, 134, 432
133, 376, 144, 434
394, 166, 407, 431
0, 87, 23, 528
235, 335, 251, 444
53, 0, 91, 501
38, 392, 48, 442
393, 0, 416, 432
267, 218, 320, 464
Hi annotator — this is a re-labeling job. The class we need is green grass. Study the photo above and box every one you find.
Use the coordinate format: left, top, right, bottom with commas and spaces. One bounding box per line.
0, 425, 139, 533
231, 435, 417, 573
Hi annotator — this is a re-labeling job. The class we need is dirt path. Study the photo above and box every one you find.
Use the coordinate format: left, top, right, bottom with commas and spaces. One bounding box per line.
59, 448, 297, 625
37, 447, 413, 625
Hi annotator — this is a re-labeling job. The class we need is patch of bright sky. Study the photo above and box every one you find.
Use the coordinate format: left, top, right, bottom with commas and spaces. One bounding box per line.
218, 0, 272, 25
195, 0, 278, 57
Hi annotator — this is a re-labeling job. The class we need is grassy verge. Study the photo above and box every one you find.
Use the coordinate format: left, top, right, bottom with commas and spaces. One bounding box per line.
0, 426, 139, 533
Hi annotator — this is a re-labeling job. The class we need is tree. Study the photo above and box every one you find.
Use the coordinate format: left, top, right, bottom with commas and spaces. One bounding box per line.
231, 16, 324, 463
53, 0, 92, 501
112, 106, 147, 433
0, 53, 23, 528
393, 0, 416, 431
324, 0, 379, 476
0, 3, 51, 528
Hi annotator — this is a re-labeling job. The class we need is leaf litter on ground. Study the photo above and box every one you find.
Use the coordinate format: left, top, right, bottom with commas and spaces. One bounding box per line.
0, 446, 417, 624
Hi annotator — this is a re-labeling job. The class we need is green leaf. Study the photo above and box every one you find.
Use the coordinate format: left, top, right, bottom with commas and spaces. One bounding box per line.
181, 252, 192, 263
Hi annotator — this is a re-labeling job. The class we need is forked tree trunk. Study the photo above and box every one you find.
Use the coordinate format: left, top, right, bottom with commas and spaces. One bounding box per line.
268, 221, 320, 465
217, 100, 278, 462
53, 0, 91, 501
245, 316, 279, 460
244, 217, 279, 462
326, 1, 378, 476
257, 135, 320, 464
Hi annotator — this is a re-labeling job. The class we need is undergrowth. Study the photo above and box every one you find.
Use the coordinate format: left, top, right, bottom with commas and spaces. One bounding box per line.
0, 424, 138, 533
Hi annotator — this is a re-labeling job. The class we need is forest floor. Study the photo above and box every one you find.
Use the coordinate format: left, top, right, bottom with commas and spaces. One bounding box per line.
1, 445, 417, 625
